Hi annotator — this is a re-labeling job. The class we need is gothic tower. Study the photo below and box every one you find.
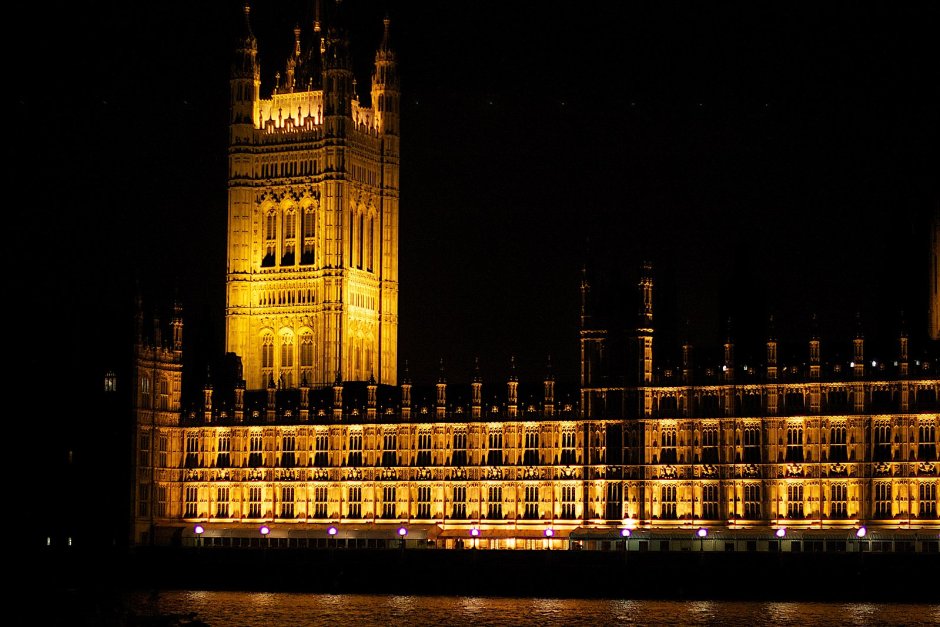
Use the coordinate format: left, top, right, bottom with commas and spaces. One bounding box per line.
930, 209, 939, 341
226, 2, 399, 389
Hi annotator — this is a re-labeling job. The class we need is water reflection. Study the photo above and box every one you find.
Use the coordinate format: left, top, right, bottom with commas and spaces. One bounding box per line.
114, 592, 940, 627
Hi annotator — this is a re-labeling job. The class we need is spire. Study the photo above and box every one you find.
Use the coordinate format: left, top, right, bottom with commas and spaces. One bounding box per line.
472, 357, 482, 383
438, 357, 446, 383
401, 359, 411, 385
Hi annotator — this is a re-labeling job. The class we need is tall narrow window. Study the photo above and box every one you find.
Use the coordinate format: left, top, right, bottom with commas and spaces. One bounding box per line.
348, 210, 354, 267
701, 428, 719, 464
920, 483, 937, 518
829, 426, 847, 462
357, 214, 364, 269
159, 377, 169, 410
300, 332, 314, 384
185, 486, 198, 518
487, 431, 503, 465
263, 211, 276, 266
347, 486, 362, 518
660, 429, 677, 464
382, 486, 396, 519
701, 484, 719, 519
606, 482, 622, 520
216, 487, 229, 518
417, 486, 431, 518
786, 427, 804, 463
561, 429, 576, 465
348, 432, 363, 466
452, 486, 467, 519
216, 433, 231, 467
524, 428, 539, 465
787, 484, 804, 518
562, 485, 576, 519
744, 484, 761, 518
314, 486, 328, 518
248, 486, 262, 518
660, 485, 677, 519
280, 486, 295, 518
830, 483, 847, 518
743, 427, 761, 463
367, 216, 374, 272
249, 433, 263, 467
281, 435, 296, 467
158, 434, 168, 468
487, 486, 502, 519
919, 425, 937, 461
452, 430, 467, 466
874, 424, 892, 462
874, 483, 892, 518
282, 209, 296, 265
280, 334, 294, 387
314, 432, 329, 467
382, 432, 397, 466
302, 207, 316, 265
524, 485, 540, 520
261, 334, 274, 385
416, 431, 431, 466
185, 432, 199, 468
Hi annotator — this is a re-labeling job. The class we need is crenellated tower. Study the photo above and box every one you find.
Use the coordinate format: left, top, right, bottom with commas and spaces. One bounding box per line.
225, 2, 399, 389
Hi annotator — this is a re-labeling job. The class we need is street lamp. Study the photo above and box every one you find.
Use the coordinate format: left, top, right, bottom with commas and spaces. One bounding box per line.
621, 528, 632, 538
775, 527, 786, 538
697, 527, 707, 552
260, 525, 270, 536
194, 524, 204, 547
398, 526, 407, 549
856, 526, 867, 538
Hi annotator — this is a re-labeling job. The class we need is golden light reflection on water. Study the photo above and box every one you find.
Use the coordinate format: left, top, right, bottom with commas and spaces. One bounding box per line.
123, 592, 940, 627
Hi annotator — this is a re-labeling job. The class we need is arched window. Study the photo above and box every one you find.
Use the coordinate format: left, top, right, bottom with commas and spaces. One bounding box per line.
263, 211, 277, 267
159, 377, 169, 410
261, 333, 274, 383
282, 209, 296, 265
302, 207, 316, 265
300, 332, 313, 383
280, 333, 294, 387
367, 216, 374, 272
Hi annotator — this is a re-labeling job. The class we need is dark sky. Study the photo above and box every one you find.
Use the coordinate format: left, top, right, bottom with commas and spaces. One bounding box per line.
15, 1, 939, 399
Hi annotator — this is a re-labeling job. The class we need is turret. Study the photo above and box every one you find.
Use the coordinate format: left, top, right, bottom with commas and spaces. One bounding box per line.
808, 313, 821, 380
231, 3, 260, 131
507, 356, 519, 418
400, 361, 412, 421
332, 371, 344, 422
171, 301, 183, 352
853, 313, 865, 378
367, 372, 377, 421
234, 380, 245, 423
898, 312, 909, 377
436, 359, 447, 420
471, 358, 483, 419
266, 374, 277, 422
766, 315, 778, 382
322, 1, 354, 134
722, 318, 734, 383
543, 356, 555, 417
370, 16, 399, 137
203, 370, 213, 424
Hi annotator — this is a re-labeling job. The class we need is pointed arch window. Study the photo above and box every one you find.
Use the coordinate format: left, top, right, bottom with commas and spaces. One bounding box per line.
301, 206, 316, 265
367, 215, 374, 272
300, 332, 314, 384
282, 209, 296, 265
280, 333, 294, 387
261, 333, 274, 385
262, 211, 277, 267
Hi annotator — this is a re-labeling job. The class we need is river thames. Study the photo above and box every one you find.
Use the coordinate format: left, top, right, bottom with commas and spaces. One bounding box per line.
60, 590, 940, 626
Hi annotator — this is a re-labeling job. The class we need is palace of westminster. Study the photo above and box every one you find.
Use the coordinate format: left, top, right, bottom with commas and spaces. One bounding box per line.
129, 3, 940, 551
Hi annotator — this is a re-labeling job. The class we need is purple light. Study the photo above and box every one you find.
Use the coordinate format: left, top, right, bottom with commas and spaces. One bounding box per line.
621, 528, 632, 538
398, 527, 408, 536
259, 525, 270, 536
697, 528, 708, 538
327, 526, 338, 536
194, 525, 205, 535
856, 526, 867, 538
544, 528, 555, 538
470, 528, 480, 537
775, 527, 786, 538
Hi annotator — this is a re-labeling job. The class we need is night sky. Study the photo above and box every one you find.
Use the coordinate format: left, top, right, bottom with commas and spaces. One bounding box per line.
15, 1, 938, 401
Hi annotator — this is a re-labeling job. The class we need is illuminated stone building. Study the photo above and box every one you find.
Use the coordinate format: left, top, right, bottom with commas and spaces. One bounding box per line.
132, 5, 939, 550
226, 2, 399, 389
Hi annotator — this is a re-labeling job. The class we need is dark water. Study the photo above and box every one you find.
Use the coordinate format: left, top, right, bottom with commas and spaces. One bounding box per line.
96, 592, 940, 626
